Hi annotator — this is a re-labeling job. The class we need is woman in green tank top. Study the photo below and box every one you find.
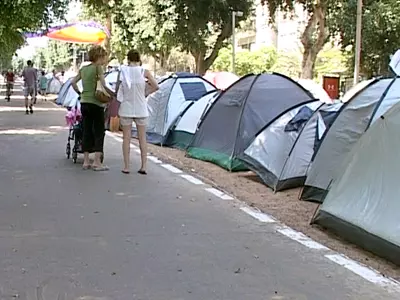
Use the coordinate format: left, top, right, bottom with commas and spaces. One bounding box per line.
71, 45, 114, 171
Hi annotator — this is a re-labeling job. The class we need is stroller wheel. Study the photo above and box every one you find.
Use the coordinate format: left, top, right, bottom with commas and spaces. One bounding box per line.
66, 143, 71, 159
72, 151, 78, 164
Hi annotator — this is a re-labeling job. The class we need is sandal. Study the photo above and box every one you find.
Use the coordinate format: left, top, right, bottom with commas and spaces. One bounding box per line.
138, 170, 147, 175
121, 170, 130, 174
92, 165, 109, 172
82, 165, 91, 170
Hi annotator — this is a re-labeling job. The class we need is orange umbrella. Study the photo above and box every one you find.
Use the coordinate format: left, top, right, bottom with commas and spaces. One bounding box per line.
25, 21, 109, 44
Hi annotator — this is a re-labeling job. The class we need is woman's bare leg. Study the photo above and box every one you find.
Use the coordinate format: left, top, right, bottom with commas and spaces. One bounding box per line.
136, 124, 147, 172
93, 152, 103, 166
83, 152, 90, 167
122, 124, 132, 172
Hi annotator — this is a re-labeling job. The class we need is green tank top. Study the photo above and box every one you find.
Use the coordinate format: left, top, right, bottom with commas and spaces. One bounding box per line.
80, 64, 103, 107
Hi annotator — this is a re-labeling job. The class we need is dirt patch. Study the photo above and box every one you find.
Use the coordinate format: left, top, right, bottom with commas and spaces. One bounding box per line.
131, 139, 400, 281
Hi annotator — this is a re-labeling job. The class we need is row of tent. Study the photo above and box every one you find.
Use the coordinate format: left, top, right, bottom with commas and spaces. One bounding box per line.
55, 70, 399, 266
137, 72, 400, 267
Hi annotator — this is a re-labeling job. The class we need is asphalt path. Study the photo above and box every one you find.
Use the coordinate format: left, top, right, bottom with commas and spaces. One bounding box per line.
0, 81, 398, 300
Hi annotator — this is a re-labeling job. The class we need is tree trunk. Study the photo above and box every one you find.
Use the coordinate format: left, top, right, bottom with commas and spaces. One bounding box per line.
192, 22, 232, 75
195, 52, 206, 75
104, 12, 112, 56
300, 3, 328, 79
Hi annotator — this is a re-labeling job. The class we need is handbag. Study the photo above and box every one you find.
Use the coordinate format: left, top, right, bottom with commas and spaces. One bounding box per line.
95, 66, 112, 104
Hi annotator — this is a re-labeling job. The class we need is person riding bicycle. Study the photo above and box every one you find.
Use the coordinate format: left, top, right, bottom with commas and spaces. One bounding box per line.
4, 69, 15, 102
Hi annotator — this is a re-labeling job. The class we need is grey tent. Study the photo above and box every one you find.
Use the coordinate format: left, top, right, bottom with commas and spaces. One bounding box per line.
136, 73, 216, 145
301, 77, 400, 203
312, 101, 400, 266
186, 73, 316, 171
242, 101, 342, 192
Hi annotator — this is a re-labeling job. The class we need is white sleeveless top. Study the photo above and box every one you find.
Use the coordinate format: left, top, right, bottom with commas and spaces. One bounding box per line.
117, 65, 148, 118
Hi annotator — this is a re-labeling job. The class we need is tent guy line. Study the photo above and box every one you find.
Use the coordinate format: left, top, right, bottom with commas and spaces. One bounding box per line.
105, 130, 400, 294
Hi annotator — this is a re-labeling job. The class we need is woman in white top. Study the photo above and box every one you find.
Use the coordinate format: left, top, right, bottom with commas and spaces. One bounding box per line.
116, 50, 159, 174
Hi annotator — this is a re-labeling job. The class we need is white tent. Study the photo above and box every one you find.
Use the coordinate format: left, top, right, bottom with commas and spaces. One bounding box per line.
242, 101, 344, 191
165, 90, 220, 149
56, 71, 118, 107
313, 101, 400, 266
47, 77, 62, 94
57, 78, 82, 108
297, 79, 333, 103
137, 73, 216, 145
301, 77, 400, 203
105, 70, 119, 91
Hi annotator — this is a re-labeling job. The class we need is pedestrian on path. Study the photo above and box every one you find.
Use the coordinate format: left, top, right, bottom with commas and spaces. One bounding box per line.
39, 71, 48, 101
116, 49, 159, 175
4, 69, 15, 102
21, 60, 37, 114
71, 45, 113, 171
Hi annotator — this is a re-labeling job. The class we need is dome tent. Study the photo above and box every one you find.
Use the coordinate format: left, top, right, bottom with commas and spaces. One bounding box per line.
56, 71, 118, 108
136, 72, 216, 145
241, 101, 342, 191
297, 79, 332, 103
56, 78, 82, 107
164, 90, 220, 149
186, 73, 317, 171
301, 77, 400, 203
47, 77, 62, 94
312, 101, 400, 266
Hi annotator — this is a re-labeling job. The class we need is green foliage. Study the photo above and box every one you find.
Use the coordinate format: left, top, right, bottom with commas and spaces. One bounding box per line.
260, 0, 342, 78
332, 0, 400, 77
271, 52, 302, 78
211, 44, 347, 80
83, 0, 254, 73
0, 0, 70, 65
12, 56, 25, 73
113, 0, 173, 65
314, 45, 349, 78
33, 40, 90, 71
148, 0, 254, 73
212, 46, 277, 76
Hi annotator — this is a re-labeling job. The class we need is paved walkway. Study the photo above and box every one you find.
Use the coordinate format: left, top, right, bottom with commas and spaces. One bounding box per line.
0, 82, 398, 299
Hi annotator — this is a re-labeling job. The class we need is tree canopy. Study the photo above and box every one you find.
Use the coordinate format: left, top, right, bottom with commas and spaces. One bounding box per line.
332, 0, 400, 78
0, 0, 69, 66
85, 0, 254, 73
261, 0, 340, 79
148, 0, 253, 74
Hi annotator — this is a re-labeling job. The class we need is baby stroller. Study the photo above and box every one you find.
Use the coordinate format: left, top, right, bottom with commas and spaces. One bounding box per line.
65, 104, 104, 164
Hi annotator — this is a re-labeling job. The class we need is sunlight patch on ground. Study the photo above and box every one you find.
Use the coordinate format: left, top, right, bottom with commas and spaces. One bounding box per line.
48, 126, 69, 130
0, 129, 54, 135
0, 107, 64, 112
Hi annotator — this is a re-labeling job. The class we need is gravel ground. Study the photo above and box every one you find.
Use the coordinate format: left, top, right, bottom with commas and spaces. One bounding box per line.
128, 139, 400, 281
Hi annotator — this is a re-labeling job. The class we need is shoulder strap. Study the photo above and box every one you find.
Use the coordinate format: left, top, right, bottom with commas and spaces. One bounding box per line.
115, 70, 122, 94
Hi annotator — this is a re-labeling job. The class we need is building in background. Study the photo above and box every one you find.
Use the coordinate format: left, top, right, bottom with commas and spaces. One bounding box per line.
236, 1, 308, 53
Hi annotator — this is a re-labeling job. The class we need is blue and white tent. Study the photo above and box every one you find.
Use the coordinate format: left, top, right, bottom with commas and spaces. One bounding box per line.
56, 71, 118, 108
139, 73, 216, 145
56, 78, 81, 107
241, 101, 342, 192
